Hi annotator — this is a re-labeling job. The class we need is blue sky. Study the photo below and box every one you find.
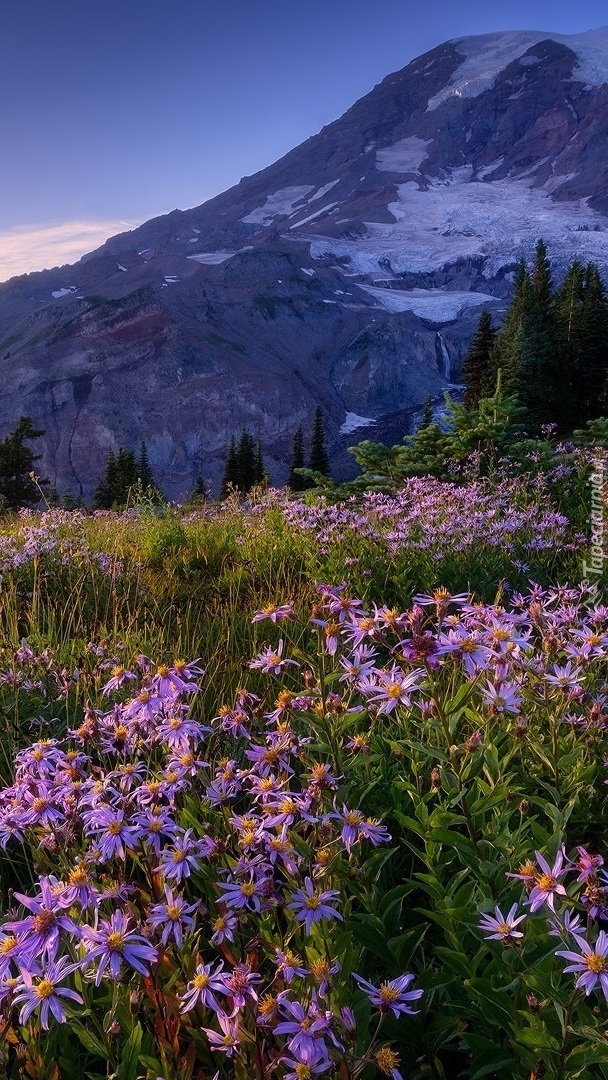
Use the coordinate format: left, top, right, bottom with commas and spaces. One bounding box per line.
1, 0, 606, 279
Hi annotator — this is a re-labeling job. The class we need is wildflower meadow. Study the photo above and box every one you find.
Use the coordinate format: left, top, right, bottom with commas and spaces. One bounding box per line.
0, 455, 605, 1079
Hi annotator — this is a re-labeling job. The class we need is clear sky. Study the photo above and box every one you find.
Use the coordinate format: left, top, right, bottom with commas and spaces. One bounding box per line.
1, 0, 607, 279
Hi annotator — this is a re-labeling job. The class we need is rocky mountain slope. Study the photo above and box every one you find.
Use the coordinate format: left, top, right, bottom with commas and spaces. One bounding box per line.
2, 27, 608, 498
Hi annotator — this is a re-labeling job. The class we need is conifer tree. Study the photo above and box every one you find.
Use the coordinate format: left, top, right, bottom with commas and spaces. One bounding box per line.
93, 450, 117, 509
487, 258, 531, 397
137, 441, 155, 490
579, 263, 608, 422
0, 416, 46, 509
253, 441, 265, 487
461, 310, 497, 409
236, 429, 256, 493
220, 437, 239, 498
288, 426, 308, 490
309, 406, 329, 475
419, 394, 433, 429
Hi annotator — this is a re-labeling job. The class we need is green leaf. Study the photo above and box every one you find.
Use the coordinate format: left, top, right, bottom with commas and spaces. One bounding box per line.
71, 1022, 108, 1060
116, 1023, 143, 1080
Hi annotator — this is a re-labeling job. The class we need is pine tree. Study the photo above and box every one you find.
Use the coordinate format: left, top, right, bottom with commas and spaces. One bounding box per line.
288, 427, 308, 490
579, 263, 608, 423
461, 310, 497, 409
419, 394, 433, 429
309, 406, 329, 475
236, 429, 256, 493
0, 416, 46, 509
137, 441, 155, 490
487, 258, 531, 397
115, 449, 138, 504
93, 450, 117, 509
220, 437, 239, 498
253, 441, 265, 487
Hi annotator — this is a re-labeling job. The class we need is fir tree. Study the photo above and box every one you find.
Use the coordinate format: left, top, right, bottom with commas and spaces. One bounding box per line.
236, 429, 256, 493
309, 406, 329, 475
0, 416, 46, 509
579, 263, 608, 423
137, 441, 155, 490
93, 450, 117, 509
288, 427, 308, 490
253, 441, 265, 487
419, 394, 433, 429
220, 437, 239, 498
461, 310, 497, 409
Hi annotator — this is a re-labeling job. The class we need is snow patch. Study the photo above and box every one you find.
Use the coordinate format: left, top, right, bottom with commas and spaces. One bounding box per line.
428, 28, 608, 111
51, 287, 77, 298
164, 276, 179, 283
301, 267, 315, 276
242, 186, 314, 226
289, 203, 339, 230
340, 412, 377, 435
187, 251, 237, 265
308, 180, 340, 203
356, 285, 498, 321
306, 167, 608, 276
117, 264, 128, 272
376, 137, 431, 174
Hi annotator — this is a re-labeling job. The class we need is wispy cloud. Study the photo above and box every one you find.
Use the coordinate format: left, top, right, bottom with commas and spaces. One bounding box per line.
0, 219, 140, 282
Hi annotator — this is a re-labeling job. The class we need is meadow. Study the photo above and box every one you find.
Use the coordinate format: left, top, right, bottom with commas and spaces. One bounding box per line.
0, 449, 605, 1080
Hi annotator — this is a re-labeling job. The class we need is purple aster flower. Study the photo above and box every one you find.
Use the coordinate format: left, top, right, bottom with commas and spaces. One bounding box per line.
7, 878, 82, 961
527, 849, 568, 912
287, 878, 342, 935
219, 963, 262, 1010
352, 971, 423, 1017
363, 667, 424, 714
556, 930, 608, 999
101, 666, 137, 695
252, 603, 295, 623
249, 640, 298, 676
180, 960, 226, 1013
155, 829, 203, 883
274, 995, 331, 1062
280, 1049, 332, 1078
478, 904, 526, 941
574, 846, 604, 882
84, 808, 141, 862
13, 956, 83, 1029
210, 913, 238, 946
82, 910, 157, 984
147, 886, 198, 947
273, 949, 308, 984
216, 873, 268, 912
202, 1010, 241, 1056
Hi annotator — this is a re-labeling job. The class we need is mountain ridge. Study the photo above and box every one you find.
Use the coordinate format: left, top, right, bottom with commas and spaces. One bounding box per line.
2, 27, 608, 497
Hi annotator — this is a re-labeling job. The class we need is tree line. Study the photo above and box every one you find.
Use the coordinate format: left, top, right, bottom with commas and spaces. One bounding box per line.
461, 240, 608, 431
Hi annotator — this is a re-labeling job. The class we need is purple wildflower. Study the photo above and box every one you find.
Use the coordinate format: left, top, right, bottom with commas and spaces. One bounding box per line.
13, 956, 83, 1029
352, 971, 423, 1017
478, 904, 526, 941
556, 930, 608, 999
287, 878, 343, 934
180, 961, 226, 1013
82, 910, 157, 984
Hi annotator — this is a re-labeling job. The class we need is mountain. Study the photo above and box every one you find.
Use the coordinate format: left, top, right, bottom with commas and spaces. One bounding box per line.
2, 27, 608, 498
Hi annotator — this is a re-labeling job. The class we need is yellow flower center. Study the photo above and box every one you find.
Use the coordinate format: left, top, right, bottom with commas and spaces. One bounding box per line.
587, 953, 606, 973
387, 683, 403, 699
193, 972, 209, 988
106, 932, 125, 952
108, 822, 122, 835
536, 873, 556, 891
35, 979, 55, 1000
379, 985, 400, 1003
166, 905, 181, 920
376, 1048, 400, 1075
157, 666, 169, 678
0, 936, 16, 954
111, 666, 125, 678
304, 895, 320, 910
240, 882, 256, 897
497, 922, 511, 935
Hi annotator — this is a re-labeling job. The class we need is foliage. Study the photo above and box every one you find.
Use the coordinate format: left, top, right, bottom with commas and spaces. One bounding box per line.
0, 415, 45, 509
